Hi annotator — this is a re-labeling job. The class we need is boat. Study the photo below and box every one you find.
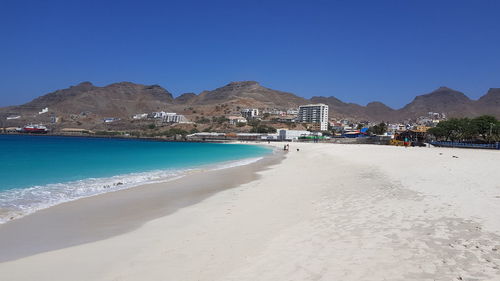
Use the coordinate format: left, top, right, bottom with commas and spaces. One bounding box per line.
22, 124, 49, 134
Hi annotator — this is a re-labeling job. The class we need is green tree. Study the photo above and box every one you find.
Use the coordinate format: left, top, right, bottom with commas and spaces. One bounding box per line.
471, 115, 498, 142
368, 122, 387, 135
427, 126, 446, 140
427, 115, 500, 142
492, 122, 500, 141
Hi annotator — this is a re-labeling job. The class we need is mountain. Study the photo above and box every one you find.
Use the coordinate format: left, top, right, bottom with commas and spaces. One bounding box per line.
309, 97, 398, 121
310, 96, 375, 120
475, 88, 500, 116
311, 87, 500, 121
24, 81, 97, 108
174, 93, 197, 104
191, 81, 308, 108
365, 102, 396, 121
397, 87, 476, 119
1, 81, 499, 125
2, 82, 174, 118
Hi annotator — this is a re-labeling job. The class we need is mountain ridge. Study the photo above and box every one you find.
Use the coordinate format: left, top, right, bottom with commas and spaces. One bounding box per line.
1, 81, 499, 122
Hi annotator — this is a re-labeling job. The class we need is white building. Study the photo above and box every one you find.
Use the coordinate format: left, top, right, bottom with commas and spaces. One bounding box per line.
261, 133, 279, 140
164, 113, 187, 123
278, 129, 312, 141
297, 104, 329, 131
103, 117, 120, 123
227, 116, 247, 125
133, 113, 148, 120
151, 111, 167, 119
241, 108, 259, 120
267, 109, 285, 116
149, 112, 187, 123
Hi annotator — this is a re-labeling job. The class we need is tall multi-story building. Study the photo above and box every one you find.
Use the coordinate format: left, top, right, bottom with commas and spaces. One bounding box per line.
297, 104, 329, 131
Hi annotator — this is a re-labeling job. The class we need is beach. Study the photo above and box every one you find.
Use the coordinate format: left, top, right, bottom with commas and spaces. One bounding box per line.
1, 143, 499, 281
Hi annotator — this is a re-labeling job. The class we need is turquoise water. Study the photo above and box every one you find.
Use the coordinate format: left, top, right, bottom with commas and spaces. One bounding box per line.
0, 135, 271, 222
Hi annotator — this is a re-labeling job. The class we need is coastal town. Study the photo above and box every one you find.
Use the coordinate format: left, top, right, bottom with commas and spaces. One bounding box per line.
2, 1, 500, 281
3, 102, 499, 149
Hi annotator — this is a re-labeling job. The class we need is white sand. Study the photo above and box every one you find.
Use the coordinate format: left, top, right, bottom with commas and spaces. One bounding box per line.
1, 143, 500, 281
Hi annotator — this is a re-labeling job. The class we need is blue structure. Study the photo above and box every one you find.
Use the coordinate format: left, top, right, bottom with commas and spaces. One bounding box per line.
431, 141, 500, 150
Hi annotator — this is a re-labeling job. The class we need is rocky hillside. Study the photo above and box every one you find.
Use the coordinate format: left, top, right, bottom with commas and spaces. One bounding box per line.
188, 81, 308, 108
1, 81, 498, 124
475, 88, 500, 116
312, 87, 499, 121
1, 82, 174, 118
396, 87, 477, 119
309, 96, 396, 121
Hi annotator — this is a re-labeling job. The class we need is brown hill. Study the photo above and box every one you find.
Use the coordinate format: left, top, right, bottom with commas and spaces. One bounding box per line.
2, 82, 174, 118
365, 102, 396, 121
174, 93, 197, 105
396, 87, 476, 119
309, 97, 395, 121
310, 96, 369, 120
24, 81, 97, 108
1, 81, 499, 125
475, 88, 500, 116
192, 81, 308, 108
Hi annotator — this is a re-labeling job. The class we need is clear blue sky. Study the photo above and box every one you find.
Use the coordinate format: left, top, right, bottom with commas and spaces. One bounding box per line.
1, 0, 499, 108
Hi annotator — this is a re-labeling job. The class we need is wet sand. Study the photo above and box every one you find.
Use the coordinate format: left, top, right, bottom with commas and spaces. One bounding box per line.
0, 149, 283, 262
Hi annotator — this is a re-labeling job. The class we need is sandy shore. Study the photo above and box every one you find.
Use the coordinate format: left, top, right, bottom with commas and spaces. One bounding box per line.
1, 143, 500, 280
0, 150, 282, 262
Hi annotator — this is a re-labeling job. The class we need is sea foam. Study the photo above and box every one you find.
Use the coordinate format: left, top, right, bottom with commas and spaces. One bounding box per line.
0, 157, 262, 224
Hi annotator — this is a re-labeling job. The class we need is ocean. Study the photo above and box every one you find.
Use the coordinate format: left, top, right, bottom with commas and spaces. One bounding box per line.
0, 135, 271, 223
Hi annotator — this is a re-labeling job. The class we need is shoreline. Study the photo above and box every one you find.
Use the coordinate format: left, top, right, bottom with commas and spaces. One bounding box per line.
0, 132, 218, 143
0, 138, 275, 223
1, 143, 499, 280
0, 147, 283, 262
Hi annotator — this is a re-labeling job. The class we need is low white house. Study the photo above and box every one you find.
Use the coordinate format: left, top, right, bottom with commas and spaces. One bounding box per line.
133, 113, 148, 120
149, 112, 188, 123
278, 129, 313, 141
164, 113, 187, 123
228, 116, 247, 125
261, 133, 279, 140
186, 132, 226, 141
151, 111, 167, 119
103, 117, 120, 123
